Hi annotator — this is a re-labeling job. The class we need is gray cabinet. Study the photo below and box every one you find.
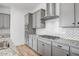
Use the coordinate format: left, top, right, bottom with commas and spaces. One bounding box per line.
25, 31, 29, 45
0, 13, 10, 29
33, 9, 45, 28
75, 3, 79, 27
25, 14, 29, 25
29, 39, 33, 48
25, 13, 36, 34
60, 3, 75, 27
28, 35, 33, 48
38, 40, 51, 56
52, 42, 69, 56
60, 3, 79, 28
70, 47, 79, 56
33, 36, 37, 51
32, 12, 36, 28
26, 39, 29, 46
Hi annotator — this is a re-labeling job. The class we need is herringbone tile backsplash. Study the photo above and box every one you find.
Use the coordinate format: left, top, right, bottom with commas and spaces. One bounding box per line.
36, 19, 79, 41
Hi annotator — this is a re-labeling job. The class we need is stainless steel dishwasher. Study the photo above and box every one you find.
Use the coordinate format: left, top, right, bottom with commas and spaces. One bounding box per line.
52, 42, 69, 56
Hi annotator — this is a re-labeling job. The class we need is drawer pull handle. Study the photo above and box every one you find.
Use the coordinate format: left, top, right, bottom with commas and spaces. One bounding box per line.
57, 45, 62, 47
72, 22, 75, 24
42, 44, 45, 46
66, 54, 69, 56
78, 22, 79, 24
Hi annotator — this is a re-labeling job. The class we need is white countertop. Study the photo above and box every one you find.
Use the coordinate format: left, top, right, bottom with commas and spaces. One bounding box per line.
0, 37, 18, 56
0, 48, 18, 56
39, 35, 79, 49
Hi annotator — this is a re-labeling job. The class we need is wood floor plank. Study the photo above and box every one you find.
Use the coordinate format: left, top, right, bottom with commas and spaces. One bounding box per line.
16, 44, 40, 56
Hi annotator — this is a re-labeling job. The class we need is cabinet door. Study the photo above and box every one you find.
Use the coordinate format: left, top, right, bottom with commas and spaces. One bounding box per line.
52, 46, 69, 56
25, 39, 29, 45
60, 3, 75, 27
38, 40, 51, 56
36, 10, 41, 28
75, 3, 79, 27
25, 14, 29, 25
33, 37, 37, 51
3, 14, 10, 29
35, 9, 45, 28
38, 40, 44, 55
32, 12, 36, 28
29, 35, 33, 48
29, 39, 33, 48
44, 43, 51, 56
0, 14, 3, 29
52, 42, 69, 56
70, 47, 79, 56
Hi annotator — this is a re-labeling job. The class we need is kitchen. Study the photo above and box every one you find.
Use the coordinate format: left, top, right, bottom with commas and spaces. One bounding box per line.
0, 3, 79, 56
24, 3, 79, 56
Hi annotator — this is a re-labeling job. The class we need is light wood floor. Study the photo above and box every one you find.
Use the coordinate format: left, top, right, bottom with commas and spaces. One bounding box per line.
16, 44, 40, 56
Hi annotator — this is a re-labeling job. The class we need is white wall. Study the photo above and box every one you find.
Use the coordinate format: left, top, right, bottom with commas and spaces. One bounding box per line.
10, 7, 26, 46
0, 6, 27, 46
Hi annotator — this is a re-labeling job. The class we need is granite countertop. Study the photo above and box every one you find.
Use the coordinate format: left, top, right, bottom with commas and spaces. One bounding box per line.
39, 35, 79, 49
0, 38, 18, 56
0, 48, 18, 56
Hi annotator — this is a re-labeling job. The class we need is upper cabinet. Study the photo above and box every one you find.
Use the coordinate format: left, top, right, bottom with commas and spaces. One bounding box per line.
32, 3, 59, 28
25, 13, 36, 34
75, 3, 79, 27
0, 13, 10, 29
25, 13, 29, 26
32, 12, 36, 28
60, 3, 79, 28
32, 9, 45, 29
60, 3, 74, 27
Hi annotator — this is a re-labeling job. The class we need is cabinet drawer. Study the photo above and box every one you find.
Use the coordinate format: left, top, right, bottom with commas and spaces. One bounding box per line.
38, 37, 51, 45
26, 39, 29, 45
52, 42, 69, 51
38, 40, 51, 56
29, 39, 33, 48
33, 38, 37, 51
52, 46, 69, 56
70, 47, 79, 55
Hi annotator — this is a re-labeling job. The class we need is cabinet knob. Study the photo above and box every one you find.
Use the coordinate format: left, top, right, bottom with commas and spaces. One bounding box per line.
72, 22, 75, 24
57, 45, 62, 48
77, 22, 79, 24
66, 54, 69, 56
42, 44, 45, 46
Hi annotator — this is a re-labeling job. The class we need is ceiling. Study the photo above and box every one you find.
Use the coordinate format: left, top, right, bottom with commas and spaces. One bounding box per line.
0, 3, 40, 11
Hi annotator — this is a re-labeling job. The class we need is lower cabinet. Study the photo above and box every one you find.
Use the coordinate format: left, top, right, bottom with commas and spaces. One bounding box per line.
52, 42, 69, 56
26, 39, 29, 46
25, 31, 29, 45
26, 35, 79, 56
37, 40, 51, 56
70, 47, 79, 56
29, 39, 33, 48
28, 35, 33, 48
33, 37, 38, 51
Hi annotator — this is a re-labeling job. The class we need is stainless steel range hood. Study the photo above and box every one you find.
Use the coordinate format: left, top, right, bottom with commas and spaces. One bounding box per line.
41, 3, 59, 20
